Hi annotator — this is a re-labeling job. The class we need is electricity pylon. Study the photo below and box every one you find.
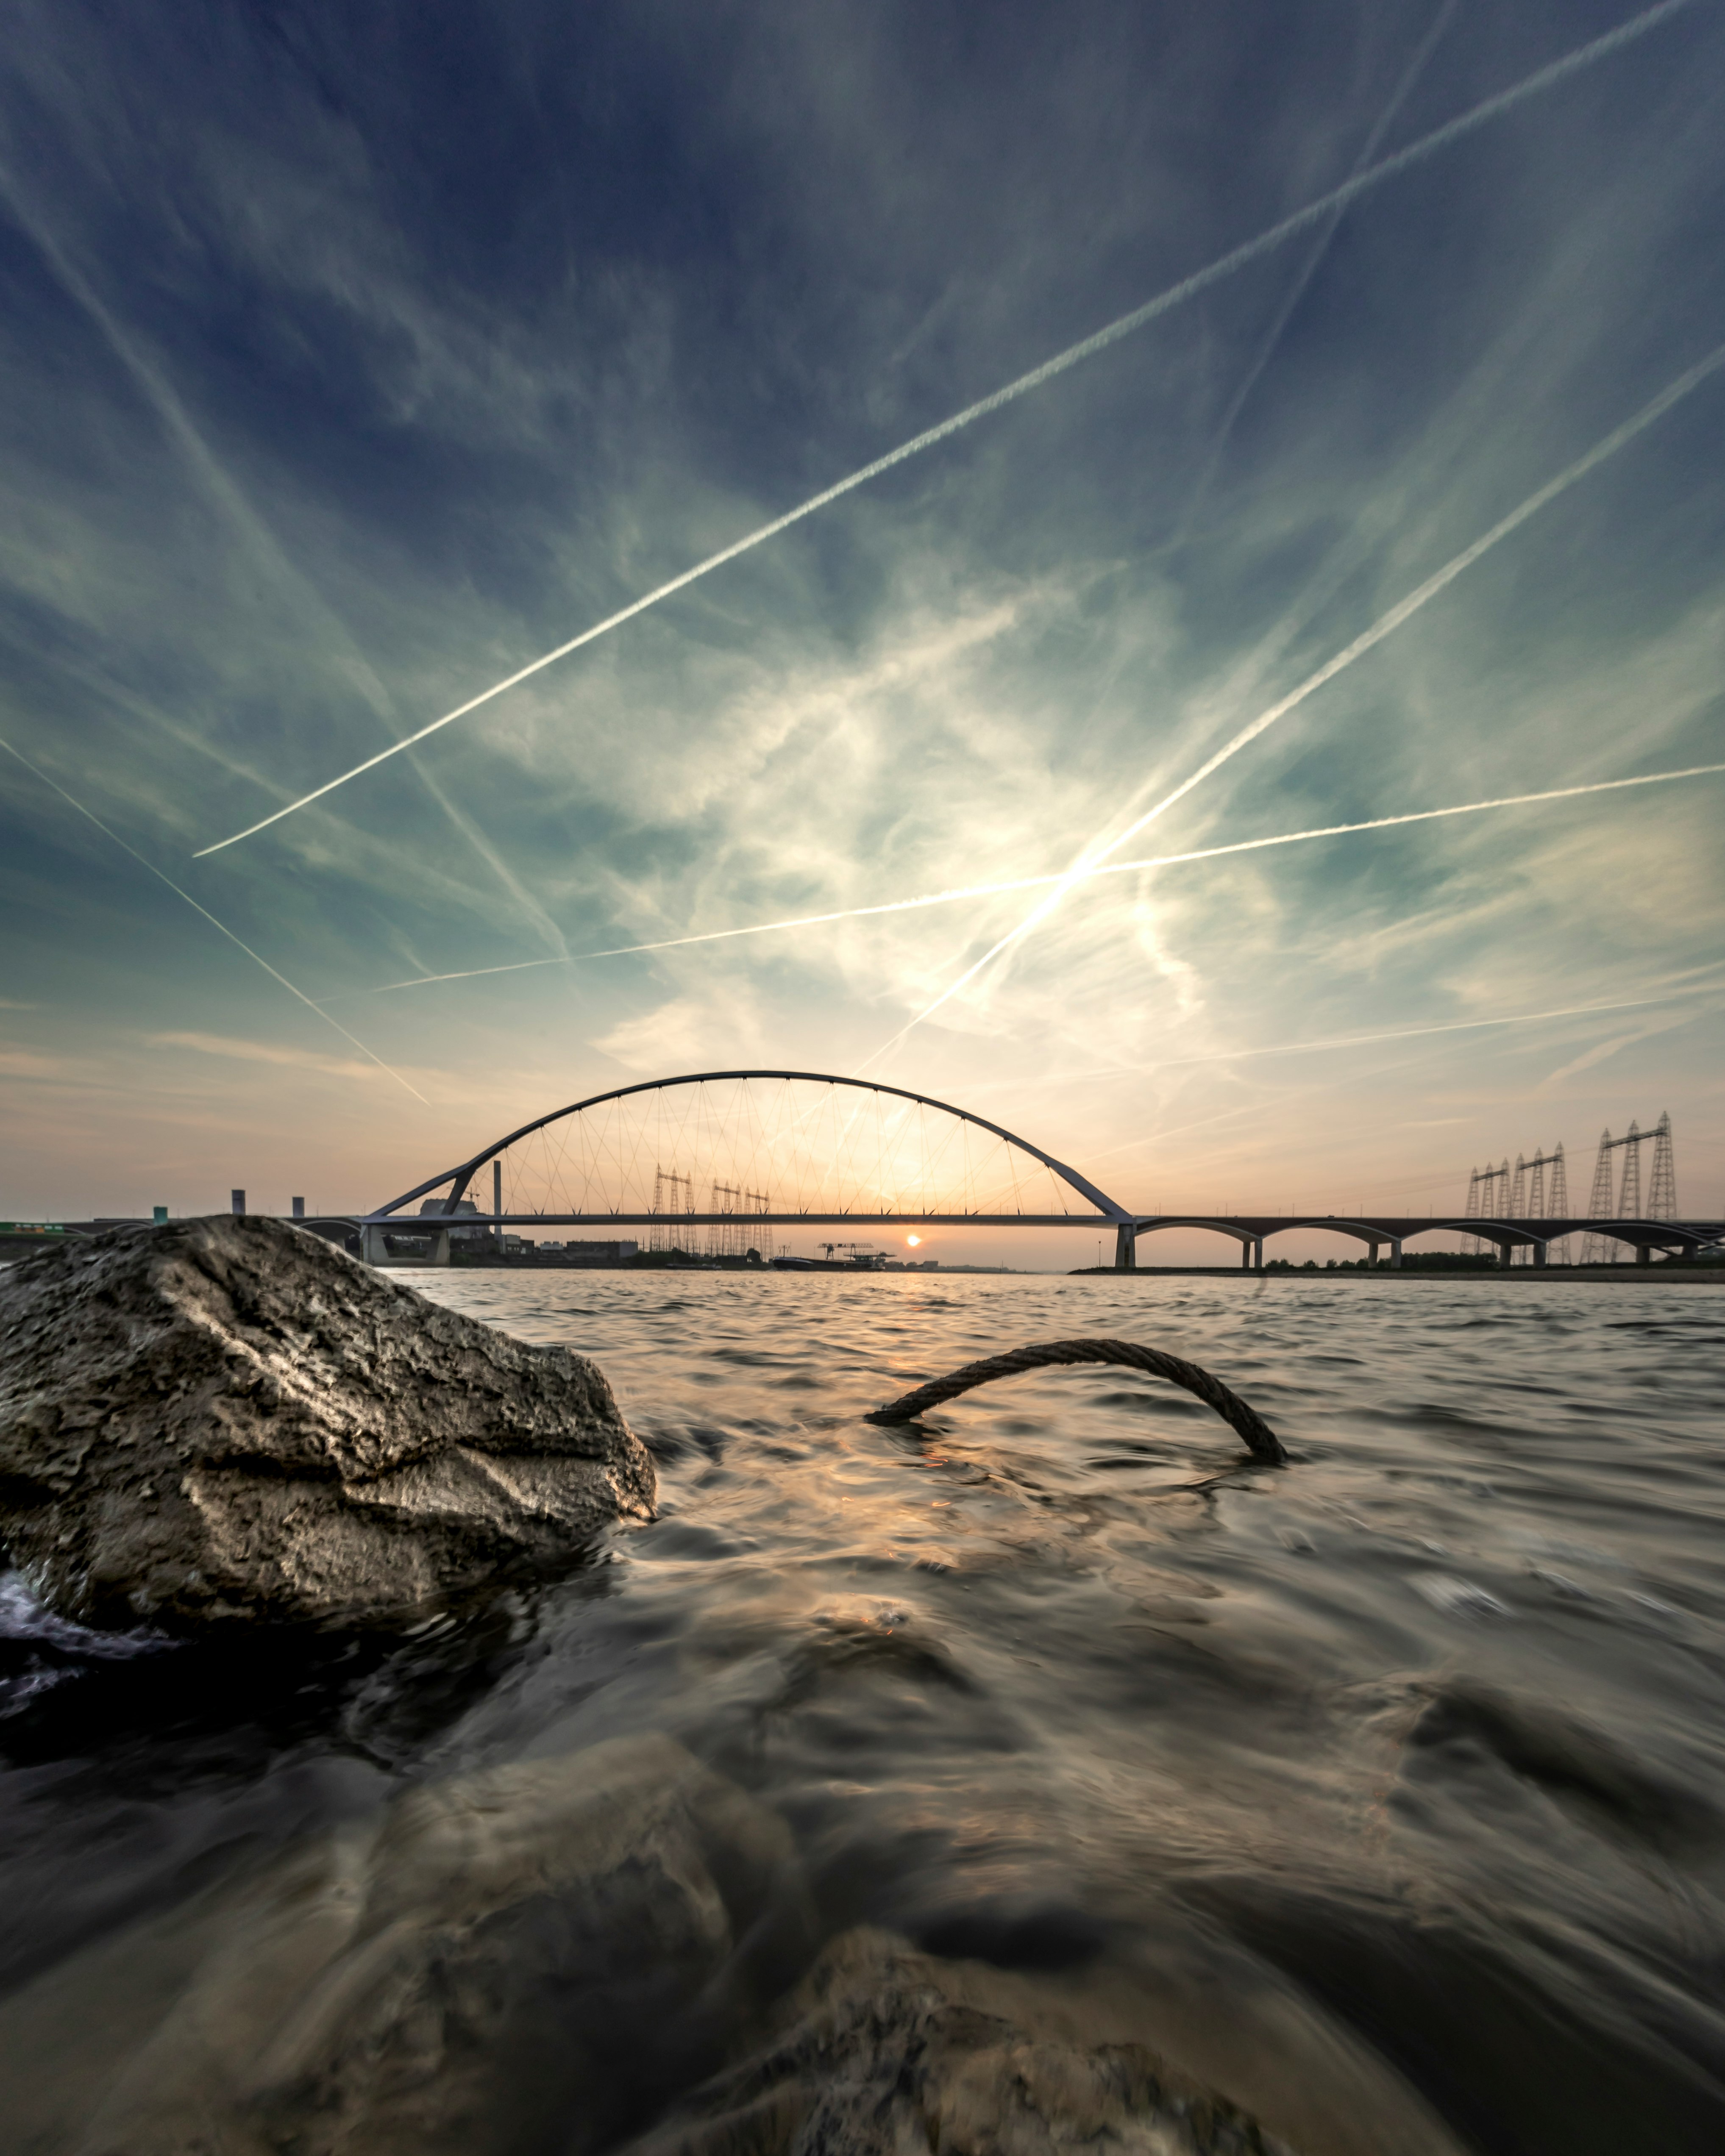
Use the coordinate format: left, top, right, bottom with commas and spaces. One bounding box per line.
651, 1164, 694, 1253
1463, 1159, 1508, 1257
1647, 1110, 1677, 1222
1579, 1115, 1675, 1263
1617, 1119, 1644, 1223
1532, 1143, 1571, 1264
1581, 1131, 1616, 1264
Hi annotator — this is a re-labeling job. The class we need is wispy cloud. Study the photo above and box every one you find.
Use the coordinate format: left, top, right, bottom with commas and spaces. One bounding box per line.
348, 760, 1725, 994
0, 1048, 67, 1079
876, 340, 1725, 1056
3, 0, 1722, 1220
191, 0, 1706, 856
0, 736, 429, 1103
146, 1031, 390, 1081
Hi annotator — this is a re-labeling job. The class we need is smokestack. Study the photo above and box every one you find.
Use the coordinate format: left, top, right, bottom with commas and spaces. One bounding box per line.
231, 1189, 245, 1216
292, 1196, 306, 1221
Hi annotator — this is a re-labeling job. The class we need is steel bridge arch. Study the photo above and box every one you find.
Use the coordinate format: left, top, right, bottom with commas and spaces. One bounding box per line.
369, 1069, 1132, 1225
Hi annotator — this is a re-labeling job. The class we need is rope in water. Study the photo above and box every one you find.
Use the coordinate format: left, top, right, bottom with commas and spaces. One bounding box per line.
868, 1337, 1285, 1463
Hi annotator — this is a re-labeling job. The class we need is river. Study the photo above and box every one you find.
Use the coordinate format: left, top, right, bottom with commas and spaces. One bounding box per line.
3, 1270, 1723, 2153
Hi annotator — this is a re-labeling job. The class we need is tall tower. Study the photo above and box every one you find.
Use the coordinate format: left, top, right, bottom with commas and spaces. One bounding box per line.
1617, 1120, 1643, 1222
1521, 1144, 1569, 1265
652, 1166, 694, 1254
1463, 1159, 1509, 1259
1648, 1110, 1677, 1222
1546, 1142, 1571, 1265
709, 1181, 741, 1259
1581, 1130, 1615, 1264
1508, 1154, 1527, 1263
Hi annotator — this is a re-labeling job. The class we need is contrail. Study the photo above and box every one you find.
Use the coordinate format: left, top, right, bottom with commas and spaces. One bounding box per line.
350, 761, 1725, 994
0, 161, 567, 961
882, 336, 1725, 1054
0, 737, 430, 1105
1178, 0, 1461, 544
194, 0, 1703, 859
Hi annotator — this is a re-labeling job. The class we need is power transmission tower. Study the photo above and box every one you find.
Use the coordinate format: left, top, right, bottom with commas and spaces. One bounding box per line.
1617, 1119, 1643, 1224
1514, 1144, 1569, 1265
1648, 1110, 1676, 1221
1533, 1143, 1571, 1264
1578, 1116, 1672, 1262
709, 1181, 740, 1259
652, 1165, 694, 1254
1581, 1131, 1616, 1264
1463, 1159, 1508, 1258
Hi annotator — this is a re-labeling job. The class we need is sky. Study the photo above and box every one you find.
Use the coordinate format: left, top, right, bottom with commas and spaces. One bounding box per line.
1, 0, 1722, 1264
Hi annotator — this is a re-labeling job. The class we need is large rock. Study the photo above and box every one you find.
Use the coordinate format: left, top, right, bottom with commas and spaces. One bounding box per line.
632, 1927, 1297, 2156
0, 1733, 812, 2156
0, 1215, 655, 1629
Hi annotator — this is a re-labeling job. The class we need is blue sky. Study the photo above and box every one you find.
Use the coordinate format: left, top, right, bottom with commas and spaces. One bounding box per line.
1, 0, 1722, 1255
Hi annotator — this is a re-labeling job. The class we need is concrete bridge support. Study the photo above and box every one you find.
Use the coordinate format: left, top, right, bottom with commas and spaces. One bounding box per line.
361, 1224, 450, 1267
1114, 1222, 1137, 1271
1391, 1239, 1402, 1269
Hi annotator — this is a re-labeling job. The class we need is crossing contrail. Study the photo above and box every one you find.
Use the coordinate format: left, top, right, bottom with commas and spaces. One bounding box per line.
194, 0, 1703, 859
0, 737, 430, 1104
882, 336, 1725, 1053
351, 760, 1725, 994
1176, 0, 1461, 545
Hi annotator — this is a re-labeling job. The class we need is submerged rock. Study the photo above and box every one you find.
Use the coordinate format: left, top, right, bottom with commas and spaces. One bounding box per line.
632, 1926, 1298, 2156
0, 1733, 812, 2156
0, 1215, 655, 1630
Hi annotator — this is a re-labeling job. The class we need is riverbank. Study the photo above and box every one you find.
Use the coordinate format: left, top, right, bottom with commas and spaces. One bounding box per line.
1071, 1263, 1725, 1281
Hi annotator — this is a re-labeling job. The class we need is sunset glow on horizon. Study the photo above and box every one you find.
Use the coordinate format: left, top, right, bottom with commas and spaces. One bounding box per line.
0, 0, 1720, 1255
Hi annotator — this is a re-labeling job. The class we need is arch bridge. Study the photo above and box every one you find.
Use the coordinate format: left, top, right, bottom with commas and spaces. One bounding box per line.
362, 1070, 1722, 1267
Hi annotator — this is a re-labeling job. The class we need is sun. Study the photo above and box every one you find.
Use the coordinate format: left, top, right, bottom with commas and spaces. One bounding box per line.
905, 1234, 922, 1248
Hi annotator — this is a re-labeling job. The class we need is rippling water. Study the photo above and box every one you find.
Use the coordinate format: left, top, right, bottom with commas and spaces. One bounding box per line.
3, 1271, 1723, 2153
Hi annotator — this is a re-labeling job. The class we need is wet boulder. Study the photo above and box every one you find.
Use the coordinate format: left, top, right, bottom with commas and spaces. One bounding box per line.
0, 1215, 655, 1630
633, 1926, 1300, 2156
0, 1734, 812, 2156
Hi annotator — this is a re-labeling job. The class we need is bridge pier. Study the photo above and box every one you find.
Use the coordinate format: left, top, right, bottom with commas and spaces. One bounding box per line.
1367, 1240, 1380, 1270
1114, 1222, 1137, 1271
361, 1224, 449, 1267
1499, 1242, 1513, 1270
1533, 1241, 1547, 1268
1391, 1238, 1402, 1269
1637, 1244, 1651, 1267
